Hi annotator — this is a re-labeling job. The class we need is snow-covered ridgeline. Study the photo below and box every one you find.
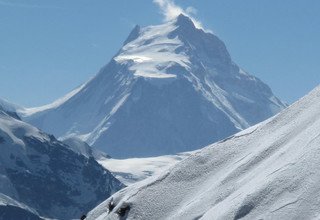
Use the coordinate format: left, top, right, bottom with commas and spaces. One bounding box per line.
87, 85, 320, 220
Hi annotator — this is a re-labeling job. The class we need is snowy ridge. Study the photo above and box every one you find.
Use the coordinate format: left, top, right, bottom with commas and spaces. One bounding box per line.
87, 85, 320, 220
0, 109, 124, 219
23, 14, 286, 158
21, 82, 89, 116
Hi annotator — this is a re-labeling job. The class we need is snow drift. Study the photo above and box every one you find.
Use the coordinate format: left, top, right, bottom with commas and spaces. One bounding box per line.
22, 14, 285, 158
87, 85, 320, 220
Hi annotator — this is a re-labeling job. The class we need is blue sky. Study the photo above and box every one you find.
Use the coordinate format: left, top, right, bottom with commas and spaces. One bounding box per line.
0, 0, 319, 107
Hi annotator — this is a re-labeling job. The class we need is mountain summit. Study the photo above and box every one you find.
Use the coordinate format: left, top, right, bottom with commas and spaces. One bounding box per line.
23, 14, 286, 158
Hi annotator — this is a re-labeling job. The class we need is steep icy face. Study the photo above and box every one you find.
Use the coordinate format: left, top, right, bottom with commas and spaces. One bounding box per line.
23, 14, 286, 158
172, 14, 233, 72
168, 15, 284, 126
89, 78, 240, 157
87, 85, 320, 220
0, 110, 124, 219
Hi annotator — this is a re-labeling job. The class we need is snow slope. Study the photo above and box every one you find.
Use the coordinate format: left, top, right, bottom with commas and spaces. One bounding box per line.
87, 85, 320, 220
61, 136, 190, 185
22, 14, 285, 158
98, 152, 193, 185
0, 109, 124, 219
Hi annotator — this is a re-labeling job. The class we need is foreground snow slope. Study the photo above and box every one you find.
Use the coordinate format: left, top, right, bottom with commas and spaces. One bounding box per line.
87, 85, 320, 220
0, 109, 124, 219
23, 14, 285, 158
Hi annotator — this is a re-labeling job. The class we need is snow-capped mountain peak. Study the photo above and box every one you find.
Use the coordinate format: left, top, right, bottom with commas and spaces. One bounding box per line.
23, 15, 286, 158
115, 16, 190, 79
114, 13, 230, 80
175, 13, 195, 26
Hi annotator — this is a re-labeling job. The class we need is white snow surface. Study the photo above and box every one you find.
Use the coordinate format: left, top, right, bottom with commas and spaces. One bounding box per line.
115, 21, 190, 79
98, 152, 194, 185
87, 85, 320, 220
61, 136, 190, 185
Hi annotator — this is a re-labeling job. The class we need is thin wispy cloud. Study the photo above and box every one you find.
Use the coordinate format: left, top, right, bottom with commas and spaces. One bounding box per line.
0, 0, 61, 9
153, 0, 210, 32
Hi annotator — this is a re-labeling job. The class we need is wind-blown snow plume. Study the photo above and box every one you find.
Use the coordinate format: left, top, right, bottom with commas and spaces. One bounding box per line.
153, 0, 206, 31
